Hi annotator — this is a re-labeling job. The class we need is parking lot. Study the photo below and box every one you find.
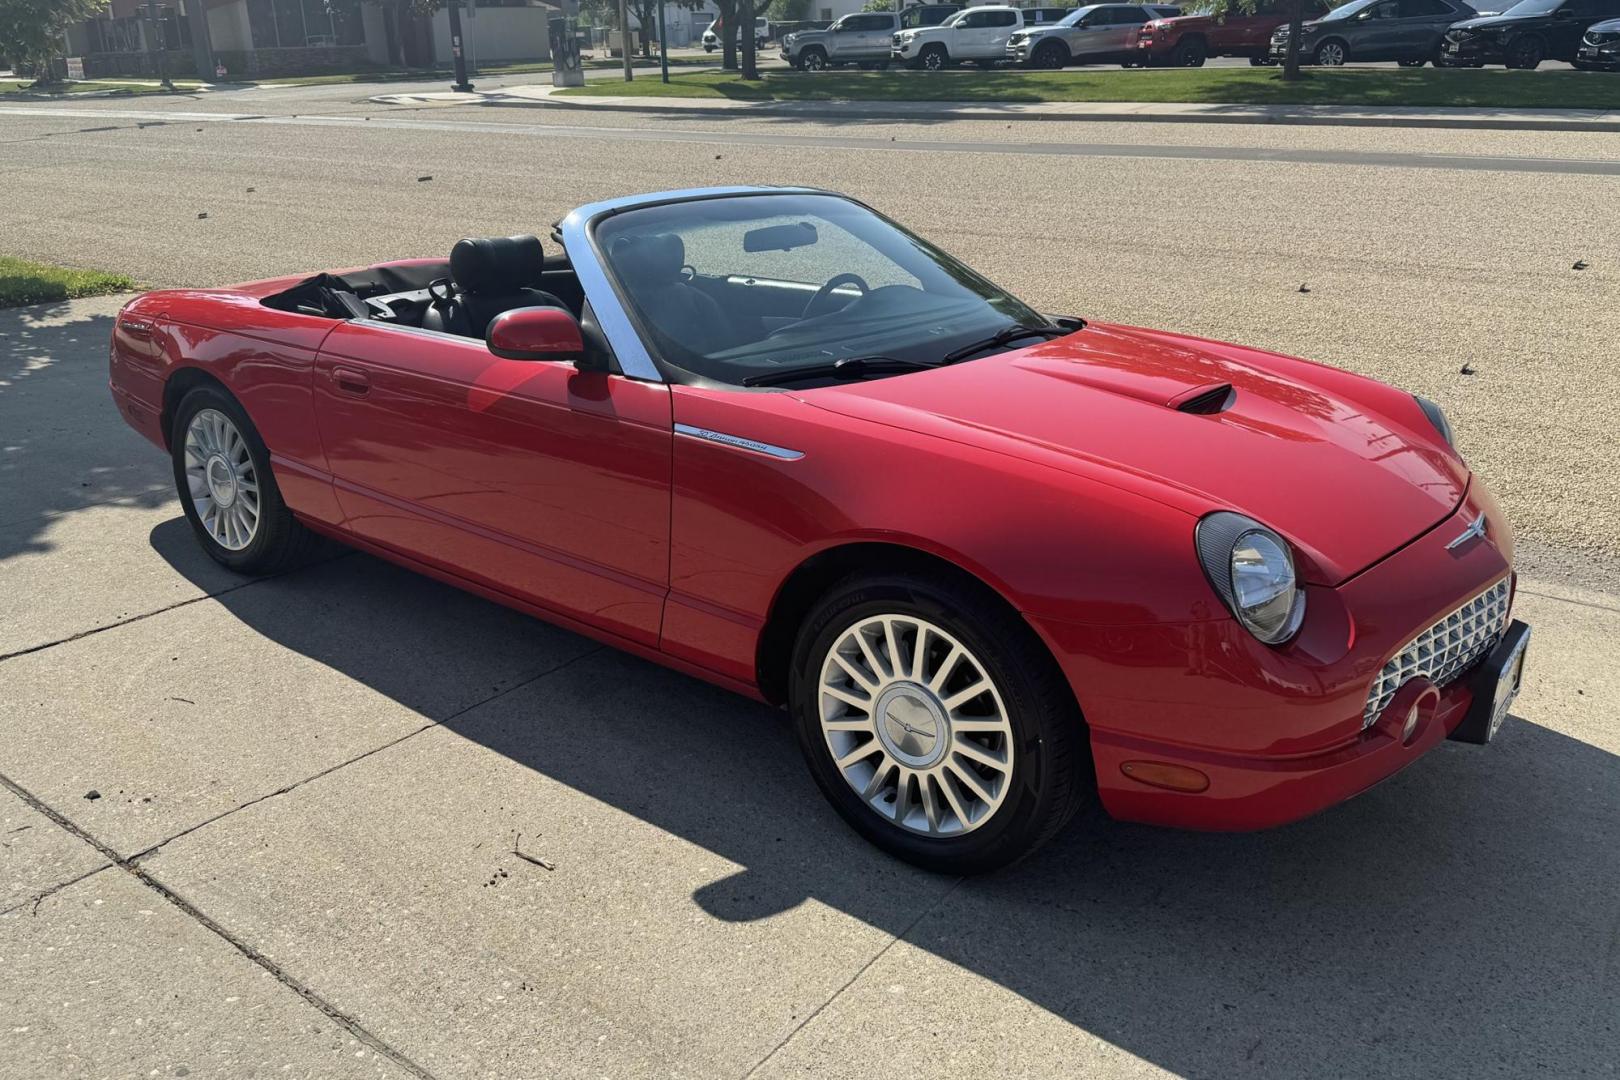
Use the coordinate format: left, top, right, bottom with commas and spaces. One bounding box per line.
2, 91, 1619, 1078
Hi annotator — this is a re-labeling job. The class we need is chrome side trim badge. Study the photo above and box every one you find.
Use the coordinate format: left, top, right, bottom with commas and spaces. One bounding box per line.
1446, 512, 1488, 551
674, 423, 804, 461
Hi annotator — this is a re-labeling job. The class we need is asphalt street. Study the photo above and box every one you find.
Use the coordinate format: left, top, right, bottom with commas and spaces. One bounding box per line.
1, 89, 1618, 1078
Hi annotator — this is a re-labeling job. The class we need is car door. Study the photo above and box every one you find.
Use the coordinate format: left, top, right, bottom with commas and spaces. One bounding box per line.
1347, 0, 1401, 56
980, 9, 1021, 54
1104, 5, 1152, 51
312, 321, 673, 647
951, 10, 995, 55
1392, 0, 1461, 58
1065, 7, 1112, 54
846, 13, 893, 58
1558, 0, 1619, 54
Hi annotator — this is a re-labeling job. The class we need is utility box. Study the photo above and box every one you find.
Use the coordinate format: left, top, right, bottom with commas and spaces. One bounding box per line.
550, 17, 585, 86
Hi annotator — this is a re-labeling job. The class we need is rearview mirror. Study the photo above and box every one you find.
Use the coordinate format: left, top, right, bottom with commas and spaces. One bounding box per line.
487, 307, 585, 364
744, 221, 818, 252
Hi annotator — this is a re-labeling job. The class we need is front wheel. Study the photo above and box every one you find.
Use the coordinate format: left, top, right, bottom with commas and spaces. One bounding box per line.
919, 43, 949, 70
1314, 39, 1347, 65
1504, 35, 1543, 69
171, 385, 320, 575
799, 47, 827, 71
1031, 40, 1068, 69
1172, 37, 1208, 66
790, 571, 1089, 874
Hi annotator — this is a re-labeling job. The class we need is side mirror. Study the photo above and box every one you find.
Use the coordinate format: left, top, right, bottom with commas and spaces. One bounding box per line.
487, 306, 586, 364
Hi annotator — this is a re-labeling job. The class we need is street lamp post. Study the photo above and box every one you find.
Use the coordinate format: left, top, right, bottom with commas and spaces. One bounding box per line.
619, 0, 634, 80
658, 0, 669, 83
447, 0, 475, 92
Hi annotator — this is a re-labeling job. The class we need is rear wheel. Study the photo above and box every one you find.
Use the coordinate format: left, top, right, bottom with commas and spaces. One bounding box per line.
1397, 56, 1425, 67
1172, 37, 1208, 66
1249, 55, 1275, 65
1032, 39, 1068, 69
790, 571, 1089, 874
1314, 39, 1347, 65
800, 46, 827, 70
171, 385, 320, 575
1504, 34, 1543, 68
919, 43, 950, 70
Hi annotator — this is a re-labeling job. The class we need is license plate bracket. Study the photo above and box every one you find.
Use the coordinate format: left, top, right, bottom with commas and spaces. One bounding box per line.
1450, 620, 1531, 745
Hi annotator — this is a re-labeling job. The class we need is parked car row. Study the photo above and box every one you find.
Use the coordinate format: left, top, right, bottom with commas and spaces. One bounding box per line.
702, 15, 773, 53
778, 0, 1620, 69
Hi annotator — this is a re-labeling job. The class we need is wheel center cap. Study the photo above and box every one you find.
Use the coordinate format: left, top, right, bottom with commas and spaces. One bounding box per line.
206, 455, 237, 508
874, 684, 948, 768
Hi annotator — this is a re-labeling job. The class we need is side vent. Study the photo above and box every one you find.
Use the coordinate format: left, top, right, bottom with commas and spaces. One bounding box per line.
1171, 383, 1235, 415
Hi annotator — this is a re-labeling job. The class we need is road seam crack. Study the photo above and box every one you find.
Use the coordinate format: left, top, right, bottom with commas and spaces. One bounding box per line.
739, 875, 965, 1079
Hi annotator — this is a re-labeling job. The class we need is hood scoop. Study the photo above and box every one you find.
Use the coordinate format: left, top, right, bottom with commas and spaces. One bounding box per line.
1170, 382, 1236, 415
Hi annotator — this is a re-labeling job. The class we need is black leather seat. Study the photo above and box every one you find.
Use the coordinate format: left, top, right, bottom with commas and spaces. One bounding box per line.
422, 235, 565, 339
609, 233, 735, 355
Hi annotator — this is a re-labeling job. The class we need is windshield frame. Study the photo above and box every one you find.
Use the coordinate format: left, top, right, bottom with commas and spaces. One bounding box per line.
579, 189, 1051, 390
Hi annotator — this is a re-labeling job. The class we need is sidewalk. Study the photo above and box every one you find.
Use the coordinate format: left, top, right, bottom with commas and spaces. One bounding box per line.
373, 83, 1620, 131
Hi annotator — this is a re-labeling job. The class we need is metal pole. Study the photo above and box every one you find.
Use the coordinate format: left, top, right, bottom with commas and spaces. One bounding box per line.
619, 0, 633, 79
447, 0, 474, 92
146, 0, 176, 91
658, 0, 669, 82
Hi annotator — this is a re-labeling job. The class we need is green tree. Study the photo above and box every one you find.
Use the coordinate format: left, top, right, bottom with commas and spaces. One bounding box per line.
0, 0, 104, 83
1200, 0, 1310, 80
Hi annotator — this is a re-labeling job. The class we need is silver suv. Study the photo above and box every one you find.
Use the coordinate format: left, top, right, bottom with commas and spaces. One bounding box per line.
1006, 3, 1180, 67
782, 4, 961, 68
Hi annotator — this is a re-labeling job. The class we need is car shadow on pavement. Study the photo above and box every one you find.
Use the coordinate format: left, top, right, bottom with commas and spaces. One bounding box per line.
151, 520, 1620, 1077
0, 300, 174, 561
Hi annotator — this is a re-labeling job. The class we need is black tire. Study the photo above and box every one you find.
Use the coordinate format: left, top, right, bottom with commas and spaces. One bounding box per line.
170, 384, 321, 575
789, 570, 1090, 874
1313, 38, 1348, 65
1032, 39, 1068, 69
1397, 57, 1425, 67
799, 46, 827, 70
1504, 34, 1543, 69
919, 43, 950, 70
1172, 37, 1208, 66
1250, 55, 1275, 66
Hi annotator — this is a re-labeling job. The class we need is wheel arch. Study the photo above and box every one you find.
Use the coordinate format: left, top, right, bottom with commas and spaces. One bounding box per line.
754, 540, 1071, 712
1315, 35, 1350, 59
160, 366, 234, 449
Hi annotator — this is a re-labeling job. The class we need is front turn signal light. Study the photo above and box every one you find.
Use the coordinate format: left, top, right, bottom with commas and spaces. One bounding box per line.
1120, 761, 1211, 793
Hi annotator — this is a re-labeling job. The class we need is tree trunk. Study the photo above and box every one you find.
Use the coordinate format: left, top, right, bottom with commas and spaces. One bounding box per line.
740, 0, 758, 78
1281, 0, 1305, 80
382, 3, 404, 68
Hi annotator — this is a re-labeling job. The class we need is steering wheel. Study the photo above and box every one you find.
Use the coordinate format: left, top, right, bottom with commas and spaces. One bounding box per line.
802, 273, 869, 320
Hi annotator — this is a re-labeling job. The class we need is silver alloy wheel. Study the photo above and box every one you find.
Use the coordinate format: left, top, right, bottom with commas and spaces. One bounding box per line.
1317, 41, 1346, 64
818, 614, 1014, 836
183, 408, 260, 551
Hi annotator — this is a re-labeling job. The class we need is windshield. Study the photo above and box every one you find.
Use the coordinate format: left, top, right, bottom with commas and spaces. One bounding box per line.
1321, 0, 1373, 17
1057, 5, 1100, 25
1498, 0, 1562, 12
594, 193, 1047, 387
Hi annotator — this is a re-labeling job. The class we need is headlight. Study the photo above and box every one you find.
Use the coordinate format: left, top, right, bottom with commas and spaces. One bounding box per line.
1195, 512, 1306, 645
1413, 394, 1454, 447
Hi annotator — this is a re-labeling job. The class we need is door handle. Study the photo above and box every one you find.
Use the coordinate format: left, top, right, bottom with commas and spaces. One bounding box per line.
121, 317, 154, 339
331, 366, 370, 395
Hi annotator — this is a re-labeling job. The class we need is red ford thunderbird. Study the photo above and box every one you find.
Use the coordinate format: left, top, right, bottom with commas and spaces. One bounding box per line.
108, 186, 1530, 872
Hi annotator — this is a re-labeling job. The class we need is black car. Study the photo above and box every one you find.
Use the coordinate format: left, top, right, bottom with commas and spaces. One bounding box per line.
1575, 14, 1620, 65
1442, 0, 1620, 67
1269, 0, 1477, 66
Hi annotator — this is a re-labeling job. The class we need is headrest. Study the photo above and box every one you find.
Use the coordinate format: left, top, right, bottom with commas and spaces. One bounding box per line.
611, 233, 686, 286
449, 235, 545, 295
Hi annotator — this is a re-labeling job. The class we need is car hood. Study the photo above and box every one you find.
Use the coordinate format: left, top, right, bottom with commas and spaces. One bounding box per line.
794, 323, 1467, 585
1452, 13, 1545, 28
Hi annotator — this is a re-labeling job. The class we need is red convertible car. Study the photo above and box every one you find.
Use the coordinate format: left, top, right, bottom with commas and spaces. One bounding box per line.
109, 186, 1530, 872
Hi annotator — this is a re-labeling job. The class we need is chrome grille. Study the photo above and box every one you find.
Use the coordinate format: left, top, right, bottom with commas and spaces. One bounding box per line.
1362, 577, 1511, 729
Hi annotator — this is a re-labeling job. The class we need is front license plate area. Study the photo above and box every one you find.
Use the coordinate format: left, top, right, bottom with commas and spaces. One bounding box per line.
1450, 620, 1531, 745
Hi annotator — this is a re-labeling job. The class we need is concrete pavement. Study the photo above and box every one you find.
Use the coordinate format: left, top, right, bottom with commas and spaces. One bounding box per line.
2, 284, 1619, 1077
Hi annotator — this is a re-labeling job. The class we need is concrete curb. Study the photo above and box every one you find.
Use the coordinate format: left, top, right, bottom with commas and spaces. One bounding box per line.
373, 87, 1620, 132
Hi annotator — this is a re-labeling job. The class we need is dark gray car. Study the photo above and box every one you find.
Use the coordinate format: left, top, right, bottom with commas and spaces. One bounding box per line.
1269, 0, 1477, 65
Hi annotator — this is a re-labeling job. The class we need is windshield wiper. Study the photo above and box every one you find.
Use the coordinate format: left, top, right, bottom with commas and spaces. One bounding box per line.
741, 355, 937, 388
940, 323, 1072, 365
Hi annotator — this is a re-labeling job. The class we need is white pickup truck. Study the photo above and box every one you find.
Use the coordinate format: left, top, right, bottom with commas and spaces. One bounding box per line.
892, 4, 1028, 69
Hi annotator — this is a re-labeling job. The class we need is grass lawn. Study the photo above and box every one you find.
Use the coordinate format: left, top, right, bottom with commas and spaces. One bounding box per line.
0, 258, 134, 309
258, 54, 713, 88
1, 79, 200, 96
555, 67, 1620, 110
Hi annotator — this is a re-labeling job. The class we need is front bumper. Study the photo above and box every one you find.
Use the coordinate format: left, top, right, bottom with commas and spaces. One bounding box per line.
1033, 482, 1521, 831
1441, 36, 1502, 63
1007, 40, 1035, 62
1577, 42, 1620, 66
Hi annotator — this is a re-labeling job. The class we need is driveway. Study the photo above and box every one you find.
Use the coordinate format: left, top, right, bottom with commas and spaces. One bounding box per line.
2, 292, 1618, 1079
